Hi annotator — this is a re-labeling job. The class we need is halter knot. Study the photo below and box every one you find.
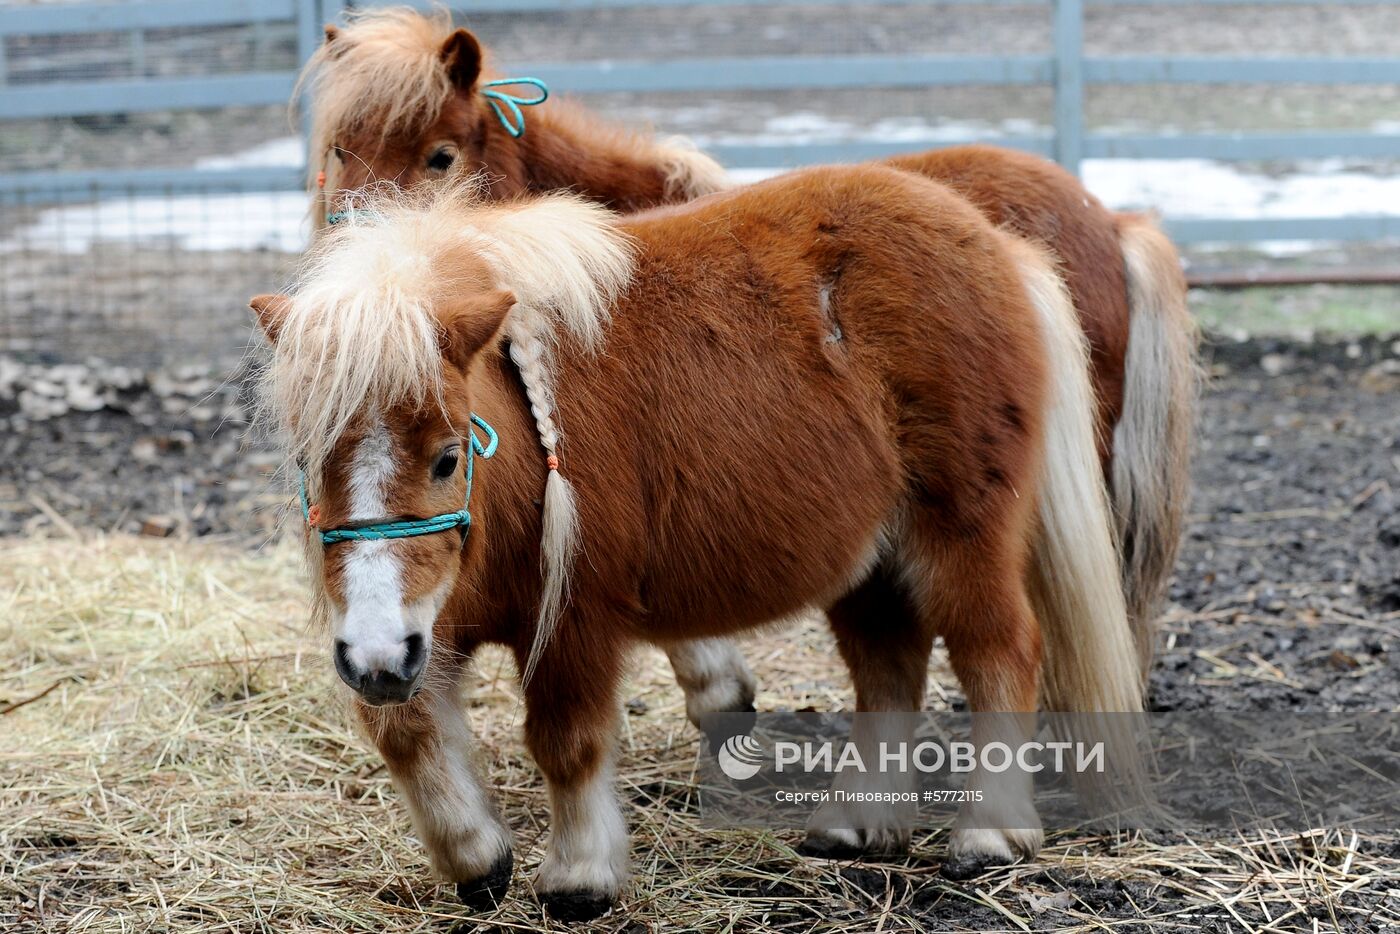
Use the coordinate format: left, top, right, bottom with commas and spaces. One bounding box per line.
299, 414, 499, 546
481, 77, 549, 138
325, 203, 387, 227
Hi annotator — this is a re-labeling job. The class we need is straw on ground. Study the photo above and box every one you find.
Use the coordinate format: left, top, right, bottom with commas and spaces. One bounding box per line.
1, 536, 1394, 932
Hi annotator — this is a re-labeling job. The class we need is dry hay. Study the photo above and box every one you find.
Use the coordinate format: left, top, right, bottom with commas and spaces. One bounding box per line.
1, 535, 1396, 933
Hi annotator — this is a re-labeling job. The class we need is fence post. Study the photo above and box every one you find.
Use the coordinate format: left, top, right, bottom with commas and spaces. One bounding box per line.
129, 28, 147, 80
296, 0, 322, 171
1052, 0, 1084, 177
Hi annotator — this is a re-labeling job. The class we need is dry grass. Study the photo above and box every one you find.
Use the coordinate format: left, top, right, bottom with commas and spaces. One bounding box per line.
2, 536, 1396, 933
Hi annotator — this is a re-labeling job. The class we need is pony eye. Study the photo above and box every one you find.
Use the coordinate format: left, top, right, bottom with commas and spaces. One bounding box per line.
426, 147, 457, 172
432, 448, 460, 479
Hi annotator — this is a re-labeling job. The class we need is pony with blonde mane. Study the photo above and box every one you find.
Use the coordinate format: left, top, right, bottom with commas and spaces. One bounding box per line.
253, 165, 1142, 919
297, 6, 724, 230
298, 9, 1198, 713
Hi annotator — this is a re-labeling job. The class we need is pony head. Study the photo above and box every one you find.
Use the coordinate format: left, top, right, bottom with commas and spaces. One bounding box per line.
300, 8, 526, 228
251, 235, 513, 705
299, 6, 730, 230
252, 181, 633, 703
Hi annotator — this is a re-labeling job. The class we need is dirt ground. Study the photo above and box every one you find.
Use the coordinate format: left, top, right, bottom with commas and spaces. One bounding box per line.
1154, 336, 1400, 714
2, 334, 1398, 931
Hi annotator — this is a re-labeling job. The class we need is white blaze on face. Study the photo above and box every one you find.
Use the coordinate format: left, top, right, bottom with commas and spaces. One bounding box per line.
332, 421, 447, 676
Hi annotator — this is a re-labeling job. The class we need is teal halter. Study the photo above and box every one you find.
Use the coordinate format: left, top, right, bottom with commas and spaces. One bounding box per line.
300, 414, 499, 546
325, 207, 370, 227
481, 77, 549, 138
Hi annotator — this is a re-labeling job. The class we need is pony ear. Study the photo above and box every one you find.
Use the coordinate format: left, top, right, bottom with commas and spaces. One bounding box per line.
249, 293, 292, 343
440, 289, 516, 368
320, 23, 346, 60
439, 29, 483, 91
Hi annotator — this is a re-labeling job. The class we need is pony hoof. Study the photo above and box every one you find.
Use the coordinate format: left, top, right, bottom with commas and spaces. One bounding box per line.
701, 703, 758, 750
541, 889, 616, 922
800, 829, 909, 862
797, 829, 866, 860
456, 851, 513, 910
940, 850, 1014, 881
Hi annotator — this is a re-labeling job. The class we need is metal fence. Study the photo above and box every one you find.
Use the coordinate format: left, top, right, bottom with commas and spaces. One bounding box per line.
2, 0, 1398, 362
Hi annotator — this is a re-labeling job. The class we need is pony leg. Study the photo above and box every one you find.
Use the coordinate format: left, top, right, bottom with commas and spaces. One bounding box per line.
911, 538, 1045, 879
354, 676, 514, 909
801, 566, 934, 858
665, 637, 758, 727
517, 635, 629, 922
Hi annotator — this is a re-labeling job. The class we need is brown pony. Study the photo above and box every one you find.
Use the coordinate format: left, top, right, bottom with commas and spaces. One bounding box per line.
297, 8, 1199, 700
252, 166, 1140, 919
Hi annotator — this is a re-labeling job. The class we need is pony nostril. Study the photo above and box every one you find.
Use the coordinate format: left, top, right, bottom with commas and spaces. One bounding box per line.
401, 633, 427, 680
333, 639, 365, 691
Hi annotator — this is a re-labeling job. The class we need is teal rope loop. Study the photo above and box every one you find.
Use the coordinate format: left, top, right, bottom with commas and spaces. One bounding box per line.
326, 206, 383, 227
481, 77, 549, 139
300, 414, 499, 546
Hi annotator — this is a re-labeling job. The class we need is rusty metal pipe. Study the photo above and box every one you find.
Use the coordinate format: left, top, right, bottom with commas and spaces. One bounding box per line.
1186, 268, 1400, 289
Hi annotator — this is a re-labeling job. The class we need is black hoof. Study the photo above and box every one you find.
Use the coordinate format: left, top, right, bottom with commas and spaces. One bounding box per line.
541, 889, 616, 923
940, 850, 1013, 881
456, 851, 513, 911
700, 703, 758, 751
797, 833, 867, 861
799, 833, 909, 862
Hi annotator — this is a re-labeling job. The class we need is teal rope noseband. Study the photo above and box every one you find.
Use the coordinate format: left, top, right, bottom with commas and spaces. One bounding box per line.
300, 414, 499, 546
481, 77, 549, 139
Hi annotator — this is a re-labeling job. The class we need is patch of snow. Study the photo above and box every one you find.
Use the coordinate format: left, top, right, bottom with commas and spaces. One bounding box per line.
1084, 158, 1400, 220
695, 112, 1020, 148
2, 192, 309, 255
195, 137, 304, 171
4, 118, 1398, 255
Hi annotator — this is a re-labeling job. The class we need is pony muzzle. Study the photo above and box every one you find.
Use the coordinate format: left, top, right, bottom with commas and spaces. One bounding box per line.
334, 631, 428, 705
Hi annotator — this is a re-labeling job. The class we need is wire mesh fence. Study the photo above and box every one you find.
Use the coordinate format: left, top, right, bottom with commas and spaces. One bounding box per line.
0, 2, 306, 366
0, 183, 301, 364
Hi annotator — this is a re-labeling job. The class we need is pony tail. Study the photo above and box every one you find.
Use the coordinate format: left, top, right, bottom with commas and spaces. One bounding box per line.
655, 135, 732, 199
507, 314, 580, 685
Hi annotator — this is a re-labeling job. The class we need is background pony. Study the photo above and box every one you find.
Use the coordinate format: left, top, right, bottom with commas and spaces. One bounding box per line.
297, 7, 1199, 700
253, 166, 1140, 919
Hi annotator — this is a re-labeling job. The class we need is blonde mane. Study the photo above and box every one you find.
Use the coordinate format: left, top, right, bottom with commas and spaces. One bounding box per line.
261, 179, 634, 677
298, 7, 460, 193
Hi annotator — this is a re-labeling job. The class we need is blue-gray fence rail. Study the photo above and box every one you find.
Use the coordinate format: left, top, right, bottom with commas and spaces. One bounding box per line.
2, 0, 1399, 245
